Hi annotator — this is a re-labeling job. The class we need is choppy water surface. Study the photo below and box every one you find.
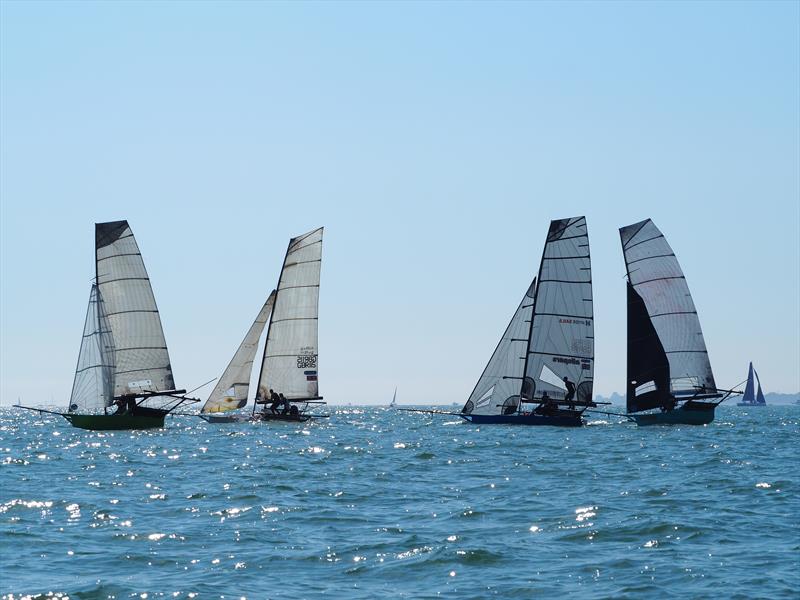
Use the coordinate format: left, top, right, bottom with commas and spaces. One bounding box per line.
1, 405, 798, 599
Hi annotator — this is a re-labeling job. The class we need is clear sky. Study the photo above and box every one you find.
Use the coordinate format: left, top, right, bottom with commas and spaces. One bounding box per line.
1, 1, 798, 406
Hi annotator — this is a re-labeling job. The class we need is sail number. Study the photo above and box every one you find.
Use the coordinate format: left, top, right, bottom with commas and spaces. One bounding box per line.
297, 355, 317, 369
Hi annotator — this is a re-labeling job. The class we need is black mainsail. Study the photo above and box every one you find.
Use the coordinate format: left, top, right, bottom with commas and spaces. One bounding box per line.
619, 218, 733, 424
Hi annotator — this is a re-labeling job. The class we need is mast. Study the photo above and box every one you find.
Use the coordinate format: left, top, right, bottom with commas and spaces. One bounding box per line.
252, 241, 292, 417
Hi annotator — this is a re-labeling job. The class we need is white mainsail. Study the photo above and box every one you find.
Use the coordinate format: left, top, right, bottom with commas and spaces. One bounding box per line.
201, 291, 276, 414
522, 217, 594, 404
462, 278, 536, 416
68, 284, 116, 413
620, 218, 716, 409
256, 227, 323, 401
95, 221, 176, 397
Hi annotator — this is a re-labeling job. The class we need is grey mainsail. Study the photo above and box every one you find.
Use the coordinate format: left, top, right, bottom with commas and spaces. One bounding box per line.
95, 220, 176, 397
201, 291, 276, 414
462, 278, 536, 416
462, 216, 595, 417
522, 217, 594, 405
256, 227, 323, 401
68, 284, 116, 413
620, 218, 717, 413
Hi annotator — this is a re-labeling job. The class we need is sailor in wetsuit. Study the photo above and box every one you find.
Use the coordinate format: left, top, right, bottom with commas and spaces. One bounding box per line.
278, 393, 290, 415
563, 376, 576, 410
268, 389, 281, 414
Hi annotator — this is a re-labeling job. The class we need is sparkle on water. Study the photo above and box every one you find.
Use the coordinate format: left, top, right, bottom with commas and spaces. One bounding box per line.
1, 406, 798, 598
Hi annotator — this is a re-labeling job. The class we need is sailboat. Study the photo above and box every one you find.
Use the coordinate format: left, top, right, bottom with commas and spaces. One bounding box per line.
620, 218, 738, 425
737, 362, 767, 406
200, 227, 326, 423
18, 220, 196, 430
389, 387, 397, 408
460, 217, 600, 426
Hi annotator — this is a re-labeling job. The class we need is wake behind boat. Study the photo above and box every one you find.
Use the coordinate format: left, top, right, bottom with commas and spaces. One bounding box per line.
619, 219, 738, 425
460, 217, 602, 426
199, 227, 327, 423
18, 220, 197, 430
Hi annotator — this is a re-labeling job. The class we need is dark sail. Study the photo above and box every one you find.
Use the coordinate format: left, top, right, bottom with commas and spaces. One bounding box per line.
626, 282, 671, 413
619, 219, 717, 413
741, 363, 756, 404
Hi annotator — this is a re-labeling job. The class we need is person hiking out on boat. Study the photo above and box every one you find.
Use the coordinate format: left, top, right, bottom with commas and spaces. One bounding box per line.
268, 389, 281, 414
279, 393, 290, 414
563, 377, 576, 409
113, 398, 127, 415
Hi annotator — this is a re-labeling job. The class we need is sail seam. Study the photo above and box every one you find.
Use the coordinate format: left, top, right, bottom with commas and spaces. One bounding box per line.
106, 309, 159, 317
534, 312, 592, 319
528, 351, 591, 359
624, 234, 663, 251
542, 255, 590, 261
278, 284, 320, 291
99, 277, 151, 284
651, 311, 697, 318
632, 275, 685, 286
626, 253, 675, 266
97, 253, 142, 262
538, 279, 591, 284
269, 317, 318, 323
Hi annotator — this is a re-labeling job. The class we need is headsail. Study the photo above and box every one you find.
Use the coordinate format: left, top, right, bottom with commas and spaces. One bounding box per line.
68, 284, 116, 413
462, 278, 536, 416
201, 290, 276, 414
95, 220, 176, 397
620, 219, 716, 413
522, 217, 594, 405
256, 227, 323, 401
741, 362, 756, 405
754, 368, 766, 405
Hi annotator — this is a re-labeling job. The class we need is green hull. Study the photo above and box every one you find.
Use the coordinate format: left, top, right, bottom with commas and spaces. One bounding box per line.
631, 403, 715, 426
62, 412, 166, 430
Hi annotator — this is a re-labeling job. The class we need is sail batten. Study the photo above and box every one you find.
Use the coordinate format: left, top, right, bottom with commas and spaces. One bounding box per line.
620, 219, 716, 413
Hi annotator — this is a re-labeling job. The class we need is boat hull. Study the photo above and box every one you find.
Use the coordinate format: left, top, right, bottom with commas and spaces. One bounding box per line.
201, 413, 251, 423
461, 413, 582, 427
631, 402, 715, 426
62, 410, 168, 430
255, 412, 310, 423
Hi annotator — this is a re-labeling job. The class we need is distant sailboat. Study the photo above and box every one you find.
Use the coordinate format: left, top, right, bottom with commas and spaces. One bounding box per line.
619, 219, 737, 425
18, 221, 196, 429
389, 387, 397, 408
460, 217, 600, 426
201, 227, 327, 423
737, 363, 767, 406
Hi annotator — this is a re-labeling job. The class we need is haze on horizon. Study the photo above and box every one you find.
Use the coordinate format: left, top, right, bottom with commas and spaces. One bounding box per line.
1, 1, 798, 407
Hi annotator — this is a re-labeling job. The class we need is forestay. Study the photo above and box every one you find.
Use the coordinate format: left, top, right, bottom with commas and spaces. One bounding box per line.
620, 218, 716, 413
95, 220, 176, 397
68, 284, 116, 413
462, 279, 536, 416
201, 291, 276, 414
523, 217, 594, 404
257, 227, 323, 400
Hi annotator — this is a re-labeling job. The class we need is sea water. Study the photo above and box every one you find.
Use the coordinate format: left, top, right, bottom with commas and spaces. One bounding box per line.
1, 406, 798, 599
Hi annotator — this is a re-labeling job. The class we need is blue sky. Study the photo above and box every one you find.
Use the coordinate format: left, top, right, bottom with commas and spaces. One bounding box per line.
1, 1, 798, 406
